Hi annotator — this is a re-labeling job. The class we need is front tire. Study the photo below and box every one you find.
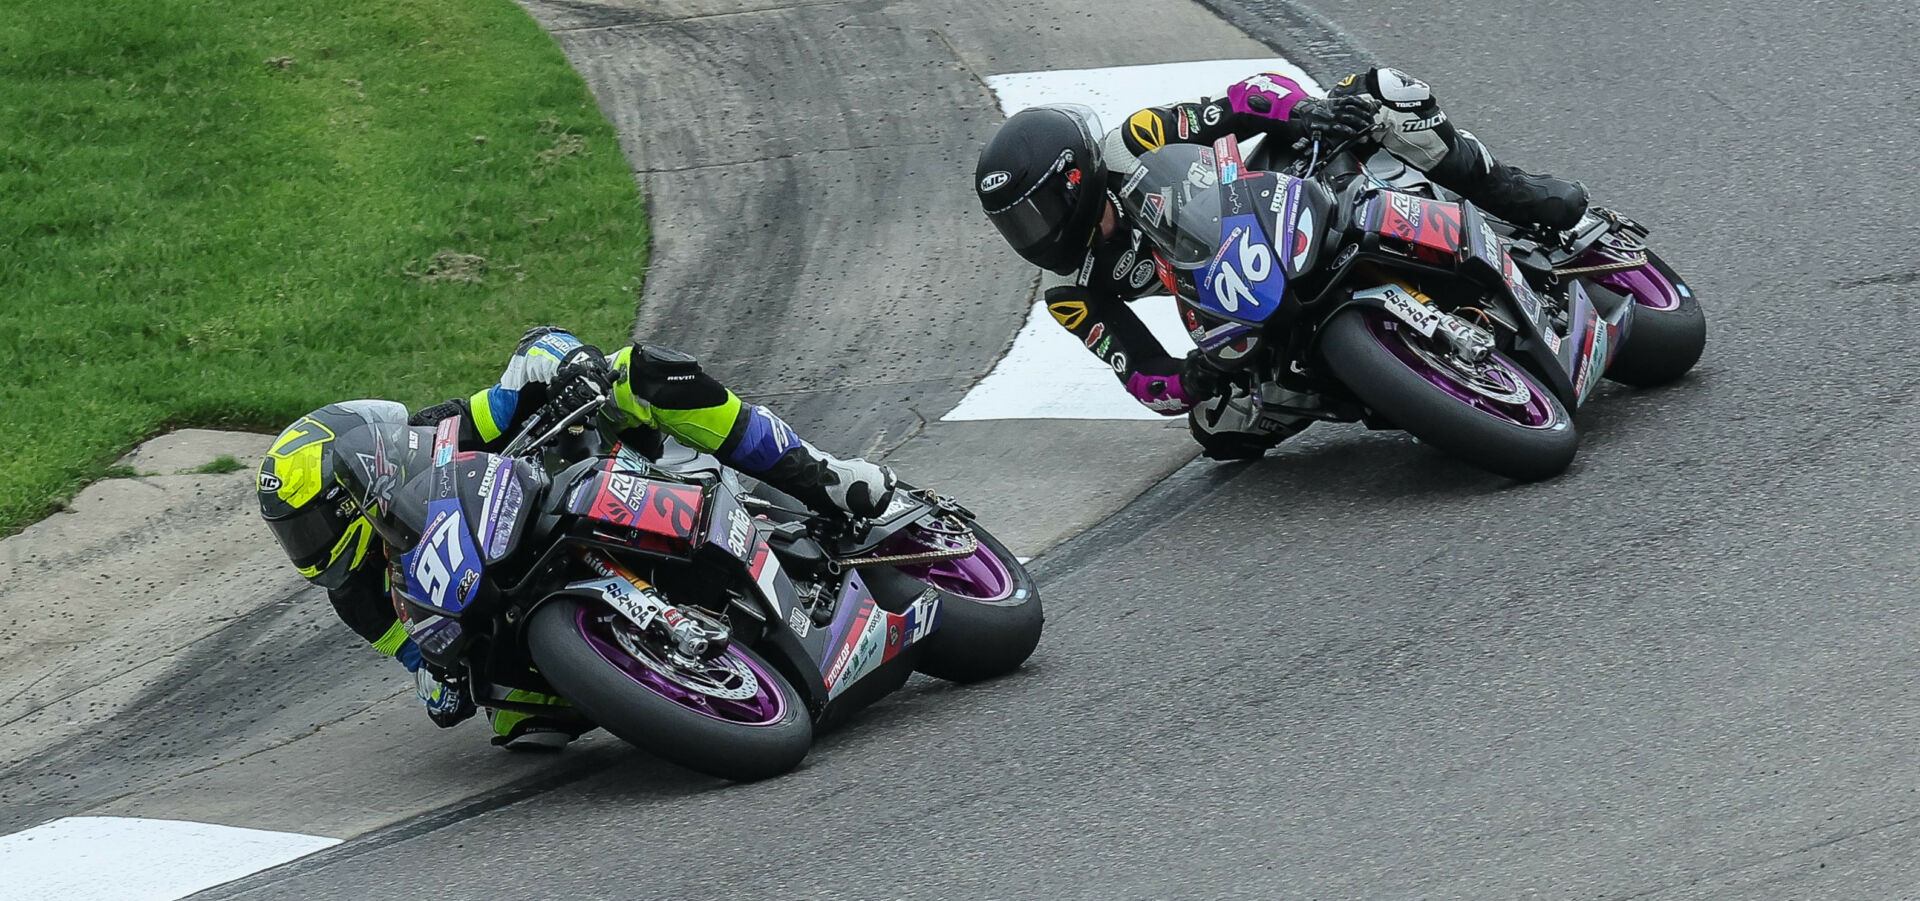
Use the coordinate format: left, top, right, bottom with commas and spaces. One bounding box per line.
527, 597, 812, 781
1320, 306, 1579, 481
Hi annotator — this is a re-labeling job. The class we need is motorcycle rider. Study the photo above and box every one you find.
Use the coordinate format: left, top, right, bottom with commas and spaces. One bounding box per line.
255, 327, 896, 749
974, 67, 1589, 459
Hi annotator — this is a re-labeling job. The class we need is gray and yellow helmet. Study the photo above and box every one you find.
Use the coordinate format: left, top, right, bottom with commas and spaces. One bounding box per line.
256, 399, 408, 589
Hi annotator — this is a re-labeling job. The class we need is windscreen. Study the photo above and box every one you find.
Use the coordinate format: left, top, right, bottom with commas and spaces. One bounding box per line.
1117, 144, 1226, 267
331, 421, 437, 551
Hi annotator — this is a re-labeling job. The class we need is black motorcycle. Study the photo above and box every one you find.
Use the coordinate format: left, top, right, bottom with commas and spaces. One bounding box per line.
331, 397, 1042, 781
1119, 134, 1705, 479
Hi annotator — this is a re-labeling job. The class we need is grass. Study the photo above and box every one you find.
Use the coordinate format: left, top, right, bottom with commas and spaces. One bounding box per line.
190, 455, 245, 475
0, 0, 648, 535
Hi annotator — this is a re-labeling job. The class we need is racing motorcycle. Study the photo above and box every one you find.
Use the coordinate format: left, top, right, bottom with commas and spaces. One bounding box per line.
1121, 133, 1706, 480
331, 397, 1042, 781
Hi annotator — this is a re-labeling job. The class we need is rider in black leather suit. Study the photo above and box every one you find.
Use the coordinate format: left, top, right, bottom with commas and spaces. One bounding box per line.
974, 67, 1588, 459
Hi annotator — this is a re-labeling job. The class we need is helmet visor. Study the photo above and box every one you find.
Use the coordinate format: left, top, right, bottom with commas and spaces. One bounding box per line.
266, 496, 356, 572
984, 150, 1081, 250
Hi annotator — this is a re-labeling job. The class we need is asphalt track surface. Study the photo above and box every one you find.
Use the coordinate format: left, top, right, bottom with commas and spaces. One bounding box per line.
195, 2, 1920, 900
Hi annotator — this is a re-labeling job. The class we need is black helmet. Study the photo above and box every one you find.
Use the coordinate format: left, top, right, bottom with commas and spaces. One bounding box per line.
257, 399, 409, 590
976, 104, 1108, 276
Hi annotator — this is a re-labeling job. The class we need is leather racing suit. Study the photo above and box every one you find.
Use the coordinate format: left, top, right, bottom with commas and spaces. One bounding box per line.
1045, 68, 1589, 442
326, 327, 890, 745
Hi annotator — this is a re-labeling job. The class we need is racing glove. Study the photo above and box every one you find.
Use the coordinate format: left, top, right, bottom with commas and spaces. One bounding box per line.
415, 667, 476, 728
540, 345, 613, 422
1287, 94, 1376, 144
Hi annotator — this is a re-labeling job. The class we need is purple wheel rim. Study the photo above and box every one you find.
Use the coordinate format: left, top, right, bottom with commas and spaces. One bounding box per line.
574, 606, 787, 726
1583, 249, 1682, 312
885, 525, 1015, 602
1363, 310, 1563, 430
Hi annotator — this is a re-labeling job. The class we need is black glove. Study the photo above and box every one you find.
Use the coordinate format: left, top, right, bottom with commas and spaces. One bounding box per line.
1181, 349, 1225, 403
1289, 94, 1376, 143
541, 345, 612, 422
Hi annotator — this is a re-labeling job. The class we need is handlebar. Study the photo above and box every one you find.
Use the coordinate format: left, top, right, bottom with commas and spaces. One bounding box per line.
499, 393, 608, 459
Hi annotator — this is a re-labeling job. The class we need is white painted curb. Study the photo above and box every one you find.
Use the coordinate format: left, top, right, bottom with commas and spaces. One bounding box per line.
0, 817, 340, 901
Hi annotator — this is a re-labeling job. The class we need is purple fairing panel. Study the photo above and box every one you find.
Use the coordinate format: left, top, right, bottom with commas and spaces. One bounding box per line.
1195, 212, 1286, 324
477, 457, 527, 562
414, 616, 464, 657
705, 490, 757, 562
1568, 282, 1617, 404
1226, 73, 1307, 121
400, 496, 484, 614
818, 570, 874, 657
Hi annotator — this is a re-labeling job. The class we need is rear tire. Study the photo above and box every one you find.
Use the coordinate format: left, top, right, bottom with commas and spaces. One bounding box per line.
909, 524, 1043, 683
1599, 252, 1706, 388
1320, 306, 1579, 482
527, 597, 812, 781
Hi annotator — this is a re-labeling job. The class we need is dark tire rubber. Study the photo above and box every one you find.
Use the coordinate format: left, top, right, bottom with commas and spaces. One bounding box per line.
526, 597, 812, 781
1320, 307, 1579, 482
911, 523, 1044, 684
1602, 254, 1707, 388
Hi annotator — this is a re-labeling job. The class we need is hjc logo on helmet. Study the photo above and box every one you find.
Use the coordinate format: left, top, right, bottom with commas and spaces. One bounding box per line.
979, 171, 1011, 193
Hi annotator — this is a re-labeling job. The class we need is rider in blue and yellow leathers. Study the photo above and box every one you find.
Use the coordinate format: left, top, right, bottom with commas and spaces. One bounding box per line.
256, 327, 894, 749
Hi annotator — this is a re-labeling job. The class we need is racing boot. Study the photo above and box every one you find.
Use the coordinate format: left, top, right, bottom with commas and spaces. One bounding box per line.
488, 689, 591, 752
719, 403, 897, 519
1348, 67, 1588, 232
1188, 385, 1310, 461
1428, 130, 1589, 231
757, 439, 897, 519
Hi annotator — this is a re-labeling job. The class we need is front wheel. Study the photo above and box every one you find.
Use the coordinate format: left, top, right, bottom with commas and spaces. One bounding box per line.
1320, 306, 1579, 481
526, 597, 812, 781
1590, 249, 1706, 388
886, 518, 1043, 683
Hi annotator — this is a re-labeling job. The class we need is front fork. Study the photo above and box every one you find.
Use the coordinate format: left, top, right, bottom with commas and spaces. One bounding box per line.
581, 552, 731, 661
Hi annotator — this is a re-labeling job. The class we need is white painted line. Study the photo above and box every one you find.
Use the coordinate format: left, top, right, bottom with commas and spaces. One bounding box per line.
0, 816, 340, 901
983, 57, 1321, 126
947, 59, 1322, 422
945, 299, 1194, 421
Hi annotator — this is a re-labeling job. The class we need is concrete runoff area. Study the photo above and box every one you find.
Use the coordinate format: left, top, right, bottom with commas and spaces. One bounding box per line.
0, 0, 1281, 884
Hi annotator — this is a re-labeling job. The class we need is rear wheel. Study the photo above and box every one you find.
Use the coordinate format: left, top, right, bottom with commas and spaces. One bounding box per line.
526, 597, 811, 781
1591, 248, 1706, 387
1320, 306, 1579, 481
890, 519, 1043, 683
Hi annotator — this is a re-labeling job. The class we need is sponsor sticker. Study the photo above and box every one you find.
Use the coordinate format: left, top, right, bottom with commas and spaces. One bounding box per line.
1083, 322, 1106, 349
1047, 300, 1088, 329
787, 606, 811, 638
725, 507, 752, 558
1380, 286, 1442, 337
979, 170, 1011, 193
1128, 109, 1167, 150
1129, 259, 1156, 290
